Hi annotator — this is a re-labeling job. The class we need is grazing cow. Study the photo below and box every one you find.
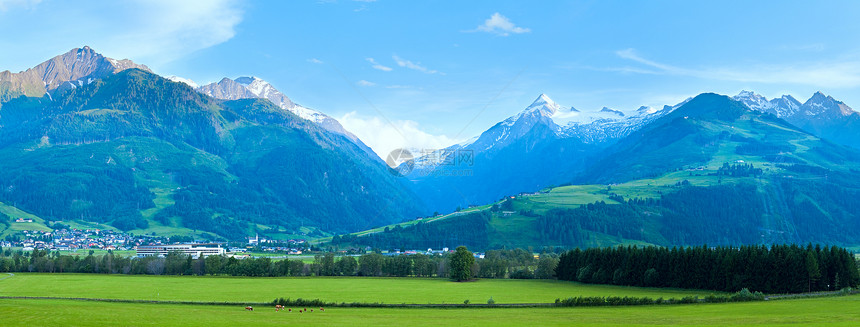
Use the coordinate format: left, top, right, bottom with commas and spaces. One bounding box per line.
275, 305, 284, 311
288, 308, 292, 312
320, 307, 324, 312
245, 306, 254, 311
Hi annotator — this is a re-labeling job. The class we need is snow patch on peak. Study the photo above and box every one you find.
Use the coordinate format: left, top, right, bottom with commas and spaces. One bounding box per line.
234, 76, 259, 84
734, 90, 775, 114
234, 76, 273, 98
290, 105, 327, 124
599, 107, 625, 117
166, 75, 198, 88
736, 90, 759, 98
637, 106, 658, 115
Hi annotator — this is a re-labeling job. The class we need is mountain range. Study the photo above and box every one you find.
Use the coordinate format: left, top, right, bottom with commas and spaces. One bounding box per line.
339, 93, 860, 250
0, 47, 423, 240
405, 89, 860, 212
733, 90, 860, 149
405, 93, 682, 211
3, 47, 860, 248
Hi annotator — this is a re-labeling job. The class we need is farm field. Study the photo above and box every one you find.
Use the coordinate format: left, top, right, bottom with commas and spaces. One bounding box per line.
1, 295, 859, 326
0, 273, 709, 304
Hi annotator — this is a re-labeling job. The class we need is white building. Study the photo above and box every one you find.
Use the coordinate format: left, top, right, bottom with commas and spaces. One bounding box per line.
136, 244, 225, 258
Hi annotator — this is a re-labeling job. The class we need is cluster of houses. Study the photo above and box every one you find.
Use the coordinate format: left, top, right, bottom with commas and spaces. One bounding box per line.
375, 247, 485, 259
1, 229, 490, 259
247, 234, 307, 255
3, 228, 132, 252
0, 228, 319, 258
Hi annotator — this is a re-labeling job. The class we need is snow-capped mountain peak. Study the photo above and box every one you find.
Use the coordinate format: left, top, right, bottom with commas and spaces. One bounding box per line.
233, 76, 291, 107
733, 90, 856, 120
802, 91, 854, 117
733, 90, 771, 111
500, 94, 568, 127
194, 76, 373, 153
525, 93, 564, 116
198, 76, 296, 110
733, 90, 801, 118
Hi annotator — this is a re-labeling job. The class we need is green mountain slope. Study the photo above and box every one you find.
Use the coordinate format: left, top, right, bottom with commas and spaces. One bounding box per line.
331, 94, 860, 250
0, 69, 425, 240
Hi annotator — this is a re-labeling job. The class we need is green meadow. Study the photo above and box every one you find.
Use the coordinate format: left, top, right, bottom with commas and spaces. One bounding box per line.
1, 273, 859, 326
0, 273, 708, 304
0, 295, 858, 326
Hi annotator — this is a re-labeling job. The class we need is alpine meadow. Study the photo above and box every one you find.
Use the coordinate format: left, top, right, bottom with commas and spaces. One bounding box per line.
1, 1, 859, 326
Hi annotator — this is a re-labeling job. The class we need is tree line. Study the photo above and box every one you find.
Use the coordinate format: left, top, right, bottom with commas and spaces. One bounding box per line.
0, 246, 559, 280
557, 244, 860, 294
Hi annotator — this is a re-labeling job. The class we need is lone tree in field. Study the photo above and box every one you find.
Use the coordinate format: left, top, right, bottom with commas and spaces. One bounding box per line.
449, 246, 475, 282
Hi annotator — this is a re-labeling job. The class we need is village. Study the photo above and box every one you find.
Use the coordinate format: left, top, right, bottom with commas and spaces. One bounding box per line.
0, 228, 312, 256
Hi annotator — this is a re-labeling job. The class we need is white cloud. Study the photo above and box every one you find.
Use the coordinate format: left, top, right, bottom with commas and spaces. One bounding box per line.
0, 0, 244, 70
0, 0, 41, 11
307, 58, 324, 64
357, 79, 376, 86
472, 12, 530, 36
616, 48, 860, 89
102, 0, 243, 66
392, 55, 441, 74
366, 57, 392, 71
339, 112, 464, 158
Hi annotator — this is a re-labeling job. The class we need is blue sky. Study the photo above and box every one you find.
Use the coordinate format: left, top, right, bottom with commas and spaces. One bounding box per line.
2, 0, 860, 157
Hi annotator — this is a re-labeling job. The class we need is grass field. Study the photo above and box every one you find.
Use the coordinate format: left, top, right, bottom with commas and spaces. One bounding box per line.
0, 273, 710, 304
0, 294, 858, 326
1, 274, 858, 326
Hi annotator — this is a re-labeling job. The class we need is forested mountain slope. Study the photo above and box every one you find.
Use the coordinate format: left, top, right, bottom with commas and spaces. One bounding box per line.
0, 69, 424, 239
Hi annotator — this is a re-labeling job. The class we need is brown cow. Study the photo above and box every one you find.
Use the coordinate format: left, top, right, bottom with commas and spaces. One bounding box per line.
275, 305, 284, 311
245, 306, 254, 311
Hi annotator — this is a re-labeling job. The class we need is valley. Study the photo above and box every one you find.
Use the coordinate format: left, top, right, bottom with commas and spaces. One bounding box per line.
3, 4, 860, 325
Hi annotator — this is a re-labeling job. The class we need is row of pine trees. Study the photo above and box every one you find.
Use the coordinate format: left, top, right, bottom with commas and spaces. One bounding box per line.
557, 244, 860, 294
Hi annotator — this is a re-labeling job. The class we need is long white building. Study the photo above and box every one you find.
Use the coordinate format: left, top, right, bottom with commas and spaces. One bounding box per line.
136, 244, 225, 258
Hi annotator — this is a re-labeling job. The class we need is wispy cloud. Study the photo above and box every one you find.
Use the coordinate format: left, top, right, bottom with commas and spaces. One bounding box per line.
307, 58, 324, 64
366, 57, 392, 71
615, 48, 860, 88
357, 79, 376, 87
1, 0, 245, 68
470, 12, 530, 36
0, 0, 41, 12
392, 55, 441, 74
99, 0, 244, 67
339, 112, 463, 158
